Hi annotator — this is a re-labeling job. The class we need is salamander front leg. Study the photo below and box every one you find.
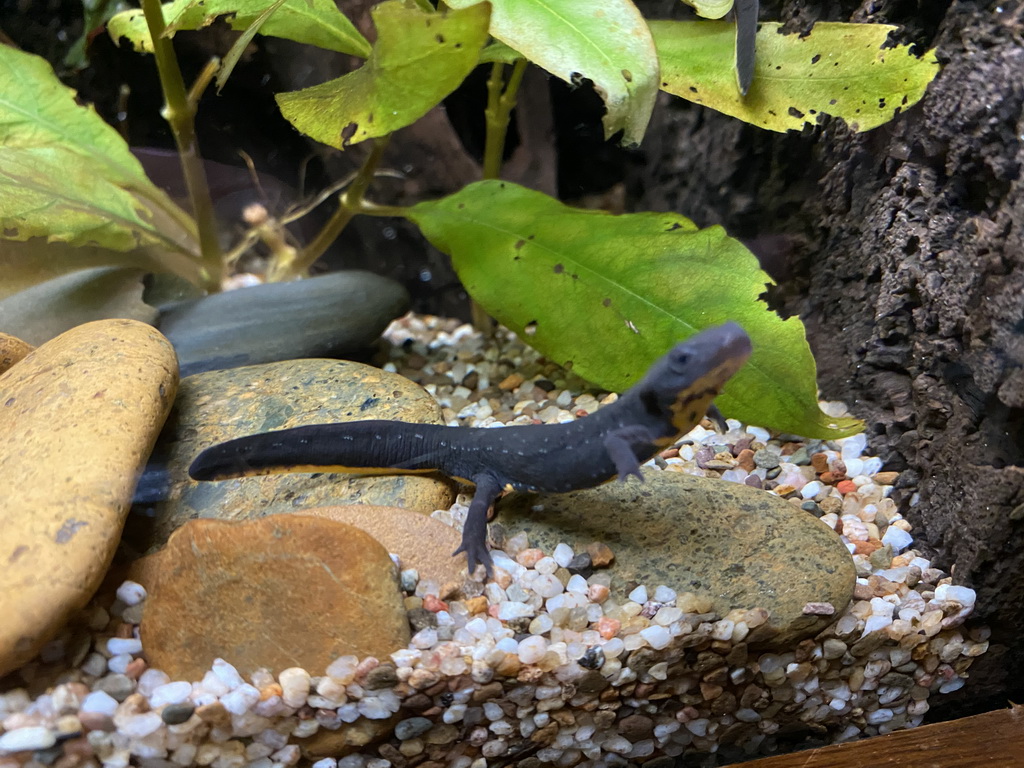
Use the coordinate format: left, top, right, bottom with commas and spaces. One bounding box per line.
453, 473, 502, 578
603, 425, 657, 483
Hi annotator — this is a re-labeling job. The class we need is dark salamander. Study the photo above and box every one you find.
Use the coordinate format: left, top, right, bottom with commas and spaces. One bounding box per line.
189, 322, 752, 576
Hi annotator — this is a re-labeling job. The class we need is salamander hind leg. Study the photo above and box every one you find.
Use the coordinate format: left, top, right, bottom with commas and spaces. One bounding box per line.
603, 425, 657, 482
453, 473, 502, 579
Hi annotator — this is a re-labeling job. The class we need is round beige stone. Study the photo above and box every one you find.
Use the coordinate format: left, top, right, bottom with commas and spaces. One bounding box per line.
0, 319, 178, 676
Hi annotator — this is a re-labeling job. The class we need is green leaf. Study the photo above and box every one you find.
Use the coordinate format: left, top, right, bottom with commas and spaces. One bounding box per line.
680, 0, 734, 20
650, 20, 939, 132
276, 1, 490, 149
407, 180, 862, 438
446, 0, 659, 145
0, 45, 200, 267
480, 40, 524, 65
66, 0, 132, 69
108, 0, 370, 58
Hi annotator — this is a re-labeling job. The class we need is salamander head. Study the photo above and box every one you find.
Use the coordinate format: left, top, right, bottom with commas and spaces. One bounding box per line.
635, 322, 753, 431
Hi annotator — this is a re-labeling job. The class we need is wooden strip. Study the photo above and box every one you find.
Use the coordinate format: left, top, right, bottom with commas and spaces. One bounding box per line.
737, 706, 1023, 767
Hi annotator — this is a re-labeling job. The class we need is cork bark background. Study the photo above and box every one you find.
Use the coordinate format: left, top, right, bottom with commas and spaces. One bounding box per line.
634, 0, 1024, 715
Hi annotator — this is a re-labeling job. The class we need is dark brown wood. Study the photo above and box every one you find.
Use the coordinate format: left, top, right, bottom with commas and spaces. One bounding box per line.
737, 706, 1024, 767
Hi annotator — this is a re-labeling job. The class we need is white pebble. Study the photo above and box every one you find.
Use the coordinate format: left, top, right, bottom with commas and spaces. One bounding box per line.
106, 637, 143, 656
639, 625, 671, 650
81, 690, 119, 716
552, 543, 574, 567
844, 458, 865, 477
862, 615, 893, 636
939, 677, 966, 694
278, 668, 311, 709
220, 684, 261, 715
840, 433, 867, 459
136, 668, 171, 696
0, 726, 56, 752
115, 580, 148, 607
212, 658, 244, 690
107, 653, 132, 674
653, 585, 676, 603
517, 635, 548, 664
118, 711, 164, 738
628, 585, 648, 604
326, 656, 359, 683
882, 526, 913, 552
565, 575, 589, 593
801, 481, 823, 499
497, 601, 534, 620
934, 584, 977, 606
150, 681, 192, 707
685, 718, 710, 737
534, 556, 558, 575
271, 745, 301, 766
312, 760, 338, 768
864, 708, 893, 725
532, 574, 564, 598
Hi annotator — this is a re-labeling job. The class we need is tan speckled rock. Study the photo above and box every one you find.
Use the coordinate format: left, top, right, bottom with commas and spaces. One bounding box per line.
0, 319, 177, 677
139, 515, 411, 681
0, 332, 33, 375
301, 506, 465, 595
495, 472, 856, 646
133, 359, 455, 551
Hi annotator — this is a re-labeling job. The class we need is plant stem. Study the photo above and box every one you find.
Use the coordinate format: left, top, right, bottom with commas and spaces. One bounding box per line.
288, 136, 392, 279
141, 0, 223, 292
476, 57, 529, 330
482, 58, 528, 179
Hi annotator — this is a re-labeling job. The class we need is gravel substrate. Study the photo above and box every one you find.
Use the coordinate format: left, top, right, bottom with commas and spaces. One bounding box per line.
0, 314, 988, 768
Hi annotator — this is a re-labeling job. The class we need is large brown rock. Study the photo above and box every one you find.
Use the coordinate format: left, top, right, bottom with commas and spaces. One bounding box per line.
139, 515, 411, 681
133, 359, 455, 551
0, 319, 177, 676
301, 506, 466, 594
494, 472, 855, 646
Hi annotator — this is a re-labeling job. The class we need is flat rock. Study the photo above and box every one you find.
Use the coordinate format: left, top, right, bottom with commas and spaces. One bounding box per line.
0, 319, 177, 676
138, 515, 411, 681
131, 359, 454, 551
0, 332, 33, 375
301, 506, 466, 594
494, 472, 855, 646
157, 271, 409, 376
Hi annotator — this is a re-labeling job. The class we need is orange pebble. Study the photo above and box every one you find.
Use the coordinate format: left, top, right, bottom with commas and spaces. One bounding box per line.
837, 479, 858, 495
596, 617, 621, 640
423, 594, 449, 612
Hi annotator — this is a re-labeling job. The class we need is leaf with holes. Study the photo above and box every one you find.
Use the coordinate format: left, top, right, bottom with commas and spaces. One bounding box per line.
651, 20, 939, 132
108, 0, 370, 57
447, 0, 659, 145
407, 180, 862, 438
0, 45, 200, 283
276, 1, 489, 149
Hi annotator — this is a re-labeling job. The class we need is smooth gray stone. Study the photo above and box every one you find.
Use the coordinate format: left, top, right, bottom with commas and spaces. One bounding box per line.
158, 271, 409, 376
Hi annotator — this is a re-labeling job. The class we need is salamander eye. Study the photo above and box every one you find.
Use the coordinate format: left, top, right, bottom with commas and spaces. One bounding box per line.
671, 349, 691, 368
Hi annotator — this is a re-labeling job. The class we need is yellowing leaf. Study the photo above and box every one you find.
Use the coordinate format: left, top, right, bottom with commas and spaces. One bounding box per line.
408, 180, 862, 438
0, 45, 199, 265
447, 0, 659, 145
651, 20, 939, 132
276, 1, 490, 149
108, 0, 370, 57
680, 0, 734, 20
